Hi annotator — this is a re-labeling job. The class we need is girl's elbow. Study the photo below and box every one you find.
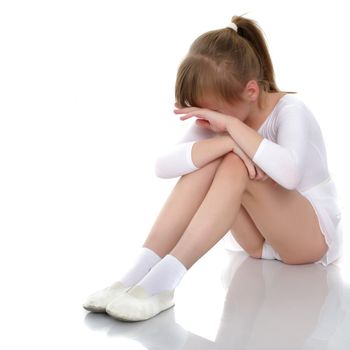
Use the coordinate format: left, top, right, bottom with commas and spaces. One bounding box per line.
154, 163, 171, 178
283, 171, 302, 190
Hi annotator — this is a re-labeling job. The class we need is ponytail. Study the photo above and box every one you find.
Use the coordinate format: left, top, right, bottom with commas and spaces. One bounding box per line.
233, 15, 278, 92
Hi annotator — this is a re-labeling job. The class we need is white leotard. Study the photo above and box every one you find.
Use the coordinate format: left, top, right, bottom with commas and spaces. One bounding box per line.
154, 94, 343, 266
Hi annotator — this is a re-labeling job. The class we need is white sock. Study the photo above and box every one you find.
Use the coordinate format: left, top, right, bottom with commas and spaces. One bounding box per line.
118, 247, 161, 288
135, 254, 188, 296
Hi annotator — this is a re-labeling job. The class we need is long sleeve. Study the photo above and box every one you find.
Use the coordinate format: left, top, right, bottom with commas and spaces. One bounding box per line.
252, 104, 309, 190
154, 122, 215, 178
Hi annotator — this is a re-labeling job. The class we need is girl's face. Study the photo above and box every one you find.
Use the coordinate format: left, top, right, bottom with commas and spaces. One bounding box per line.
196, 80, 260, 122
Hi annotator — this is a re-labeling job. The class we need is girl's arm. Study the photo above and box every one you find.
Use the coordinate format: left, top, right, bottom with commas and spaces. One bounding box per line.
154, 122, 234, 179
227, 104, 309, 190
191, 134, 235, 168
154, 121, 268, 180
228, 133, 269, 181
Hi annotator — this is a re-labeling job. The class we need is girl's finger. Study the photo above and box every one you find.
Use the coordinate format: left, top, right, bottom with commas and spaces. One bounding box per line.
255, 166, 264, 180
180, 114, 195, 121
196, 119, 211, 128
174, 107, 199, 114
244, 161, 256, 179
254, 165, 269, 181
181, 114, 207, 121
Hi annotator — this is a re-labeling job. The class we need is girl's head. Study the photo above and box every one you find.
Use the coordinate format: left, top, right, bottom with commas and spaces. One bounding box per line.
175, 15, 280, 115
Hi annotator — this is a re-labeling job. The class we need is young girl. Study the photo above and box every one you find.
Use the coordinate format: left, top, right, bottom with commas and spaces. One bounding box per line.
83, 15, 343, 321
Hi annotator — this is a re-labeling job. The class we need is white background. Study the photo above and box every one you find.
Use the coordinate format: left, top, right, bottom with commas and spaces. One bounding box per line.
0, 0, 349, 349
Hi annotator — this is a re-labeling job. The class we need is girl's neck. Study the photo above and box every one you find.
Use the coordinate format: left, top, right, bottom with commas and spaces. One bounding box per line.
246, 91, 287, 130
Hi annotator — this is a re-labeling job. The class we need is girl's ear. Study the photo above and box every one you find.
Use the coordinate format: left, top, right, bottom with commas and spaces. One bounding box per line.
243, 80, 260, 102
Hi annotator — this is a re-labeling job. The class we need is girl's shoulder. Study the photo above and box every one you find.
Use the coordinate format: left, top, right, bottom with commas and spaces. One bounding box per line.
278, 93, 306, 108
273, 93, 320, 131
275, 93, 312, 117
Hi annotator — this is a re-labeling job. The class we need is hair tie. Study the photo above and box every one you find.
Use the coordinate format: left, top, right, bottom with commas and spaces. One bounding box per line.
226, 22, 238, 32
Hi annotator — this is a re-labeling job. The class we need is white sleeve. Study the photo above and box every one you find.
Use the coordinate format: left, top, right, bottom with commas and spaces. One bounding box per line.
252, 105, 308, 190
155, 121, 215, 178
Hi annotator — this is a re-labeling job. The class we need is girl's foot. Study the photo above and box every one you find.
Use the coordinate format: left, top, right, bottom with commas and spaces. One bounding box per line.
105, 254, 187, 321
106, 285, 175, 321
83, 247, 161, 312
83, 281, 129, 312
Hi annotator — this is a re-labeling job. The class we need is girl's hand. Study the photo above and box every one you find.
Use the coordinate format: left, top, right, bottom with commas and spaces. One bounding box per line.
255, 165, 269, 181
174, 106, 233, 133
220, 133, 269, 181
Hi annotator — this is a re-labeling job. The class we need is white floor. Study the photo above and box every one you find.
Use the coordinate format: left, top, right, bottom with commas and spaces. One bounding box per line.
3, 238, 349, 350
85, 247, 350, 350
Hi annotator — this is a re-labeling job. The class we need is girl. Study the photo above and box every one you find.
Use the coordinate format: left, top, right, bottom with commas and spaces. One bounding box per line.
83, 15, 343, 321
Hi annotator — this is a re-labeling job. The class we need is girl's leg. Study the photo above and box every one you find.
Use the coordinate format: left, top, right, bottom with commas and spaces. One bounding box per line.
142, 156, 225, 257
105, 151, 328, 321
105, 153, 249, 321
229, 204, 266, 259
237, 177, 329, 265
170, 152, 249, 268
83, 156, 225, 312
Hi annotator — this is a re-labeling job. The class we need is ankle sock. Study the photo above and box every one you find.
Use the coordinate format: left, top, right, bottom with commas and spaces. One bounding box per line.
135, 254, 188, 296
119, 247, 161, 288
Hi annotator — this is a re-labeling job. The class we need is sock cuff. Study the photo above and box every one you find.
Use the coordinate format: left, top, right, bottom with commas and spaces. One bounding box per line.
135, 253, 188, 295
141, 246, 161, 261
164, 254, 188, 273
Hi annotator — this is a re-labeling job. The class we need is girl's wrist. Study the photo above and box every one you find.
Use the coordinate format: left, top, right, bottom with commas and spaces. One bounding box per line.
222, 134, 235, 151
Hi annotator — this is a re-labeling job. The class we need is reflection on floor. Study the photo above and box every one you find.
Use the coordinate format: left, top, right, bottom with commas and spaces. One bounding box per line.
84, 245, 350, 350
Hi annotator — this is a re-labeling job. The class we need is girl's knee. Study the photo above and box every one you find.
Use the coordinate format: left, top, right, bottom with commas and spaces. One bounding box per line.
218, 153, 247, 176
221, 152, 245, 166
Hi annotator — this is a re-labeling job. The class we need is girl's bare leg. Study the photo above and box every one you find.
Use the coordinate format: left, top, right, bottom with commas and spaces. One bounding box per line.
142, 157, 225, 257
83, 158, 230, 313
171, 153, 249, 268
103, 153, 249, 321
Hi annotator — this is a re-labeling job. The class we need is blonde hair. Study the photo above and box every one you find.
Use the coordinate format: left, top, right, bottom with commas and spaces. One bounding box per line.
175, 15, 288, 108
